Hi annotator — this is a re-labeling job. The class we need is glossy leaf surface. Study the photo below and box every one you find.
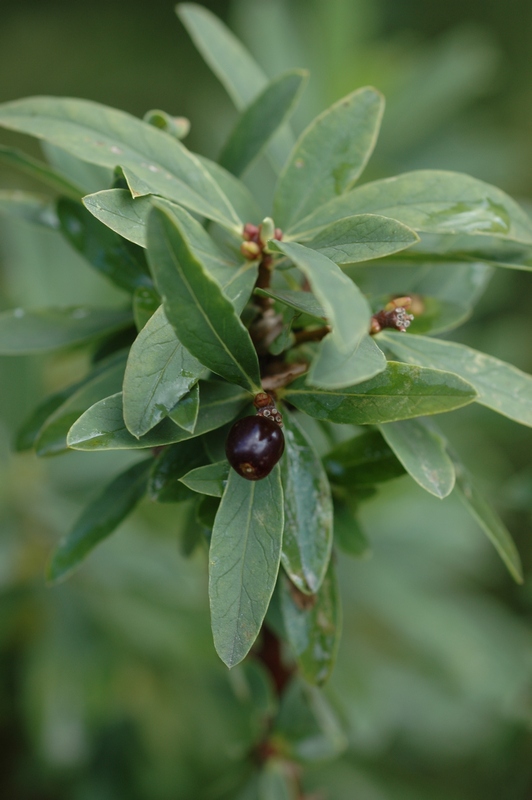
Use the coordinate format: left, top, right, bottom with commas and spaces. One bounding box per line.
0, 307, 132, 354
379, 418, 455, 498
147, 203, 261, 392
209, 466, 284, 667
67, 382, 248, 450
179, 460, 230, 497
274, 87, 384, 230
280, 411, 333, 594
380, 332, 532, 427
284, 362, 477, 424
47, 459, 152, 582
169, 383, 200, 433
306, 213, 419, 263
148, 440, 206, 503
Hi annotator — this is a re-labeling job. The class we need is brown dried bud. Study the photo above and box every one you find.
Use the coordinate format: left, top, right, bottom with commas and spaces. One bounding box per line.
253, 392, 275, 409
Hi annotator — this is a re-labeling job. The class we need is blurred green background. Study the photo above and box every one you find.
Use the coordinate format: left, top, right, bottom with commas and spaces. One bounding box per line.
1, 1, 532, 798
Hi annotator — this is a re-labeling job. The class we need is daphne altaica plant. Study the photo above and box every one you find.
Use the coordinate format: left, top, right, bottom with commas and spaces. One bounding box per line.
1, 2, 532, 718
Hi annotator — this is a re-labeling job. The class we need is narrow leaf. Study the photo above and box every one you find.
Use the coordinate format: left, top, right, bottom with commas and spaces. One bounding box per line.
283, 362, 477, 424
280, 562, 341, 686
380, 331, 532, 427
169, 383, 200, 433
47, 459, 152, 582
0, 307, 132, 354
132, 286, 160, 330
291, 170, 532, 244
254, 288, 326, 321
274, 87, 384, 230
0, 143, 83, 199
306, 213, 419, 263
179, 460, 230, 498
453, 457, 523, 583
83, 189, 151, 247
148, 439, 206, 502
378, 418, 455, 498
176, 3, 294, 171
281, 411, 333, 594
333, 502, 371, 559
67, 382, 248, 450
309, 334, 387, 390
0, 96, 240, 229
324, 430, 404, 486
147, 203, 261, 392
219, 70, 308, 177
209, 466, 284, 667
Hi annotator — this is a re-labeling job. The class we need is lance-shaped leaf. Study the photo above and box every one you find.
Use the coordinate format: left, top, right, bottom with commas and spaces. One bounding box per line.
282, 362, 477, 424
47, 458, 152, 583
42, 141, 113, 194
0, 96, 240, 230
333, 502, 371, 559
280, 411, 333, 594
280, 562, 341, 686
0, 143, 83, 199
176, 3, 294, 171
306, 214, 419, 264
254, 288, 326, 321
0, 306, 132, 354
197, 155, 262, 223
0, 190, 58, 229
324, 430, 404, 487
124, 206, 257, 437
290, 170, 532, 244
122, 306, 206, 438
179, 461, 230, 498
147, 202, 261, 392
219, 70, 308, 177
67, 382, 248, 450
380, 331, 532, 428
35, 357, 127, 456
148, 439, 207, 503
309, 335, 387, 390
378, 418, 455, 498
271, 241, 371, 358
453, 455, 523, 583
58, 199, 152, 293
274, 87, 384, 230
209, 465, 284, 668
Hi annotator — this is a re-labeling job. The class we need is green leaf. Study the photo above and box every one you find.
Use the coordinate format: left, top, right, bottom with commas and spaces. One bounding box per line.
280, 561, 341, 686
35, 357, 127, 456
378, 418, 455, 498
0, 96, 240, 230
47, 458, 151, 583
290, 170, 532, 244
309, 335, 387, 390
148, 440, 206, 502
197, 155, 262, 223
42, 141, 113, 194
176, 3, 294, 171
58, 198, 152, 293
324, 430, 404, 486
333, 502, 371, 559
0, 190, 58, 229
257, 761, 294, 800
132, 286, 160, 331
15, 388, 76, 452
83, 189, 152, 247
283, 362, 477, 424
380, 332, 532, 428
0, 306, 132, 354
209, 465, 284, 667
147, 203, 261, 392
254, 288, 326, 322
169, 383, 200, 433
271, 241, 371, 362
280, 411, 333, 594
67, 382, 248, 450
219, 70, 308, 177
453, 456, 523, 584
306, 213, 419, 264
179, 460, 230, 497
0, 143, 83, 199
122, 306, 206, 438
274, 87, 384, 230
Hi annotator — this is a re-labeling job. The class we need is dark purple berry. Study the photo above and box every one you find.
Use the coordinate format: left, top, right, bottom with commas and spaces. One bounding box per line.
225, 415, 285, 481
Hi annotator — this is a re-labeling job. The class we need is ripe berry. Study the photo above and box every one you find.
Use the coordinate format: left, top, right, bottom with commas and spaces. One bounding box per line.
225, 415, 285, 481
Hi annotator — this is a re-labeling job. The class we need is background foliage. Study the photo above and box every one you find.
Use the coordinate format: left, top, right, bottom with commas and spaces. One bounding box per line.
1, 1, 532, 798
